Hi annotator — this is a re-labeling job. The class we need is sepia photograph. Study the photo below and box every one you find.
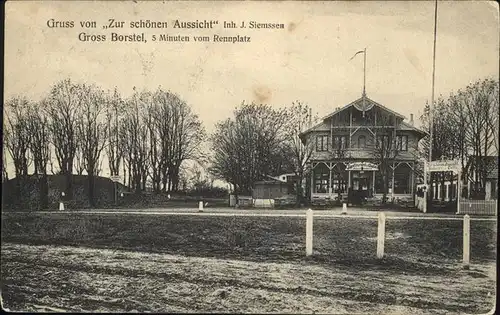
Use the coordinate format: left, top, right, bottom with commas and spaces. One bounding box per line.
2, 0, 498, 313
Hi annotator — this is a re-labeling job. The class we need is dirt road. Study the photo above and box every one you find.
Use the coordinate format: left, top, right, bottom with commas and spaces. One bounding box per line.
1, 243, 496, 314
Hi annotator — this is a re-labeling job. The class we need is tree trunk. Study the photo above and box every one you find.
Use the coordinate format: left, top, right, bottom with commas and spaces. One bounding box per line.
65, 172, 73, 200
39, 173, 49, 210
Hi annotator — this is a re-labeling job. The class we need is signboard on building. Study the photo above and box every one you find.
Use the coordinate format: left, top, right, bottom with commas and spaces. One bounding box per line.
427, 160, 460, 172
110, 175, 121, 182
346, 162, 378, 171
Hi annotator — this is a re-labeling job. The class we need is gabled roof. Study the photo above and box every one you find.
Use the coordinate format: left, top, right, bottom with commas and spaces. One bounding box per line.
322, 95, 405, 121
399, 121, 428, 139
299, 95, 425, 139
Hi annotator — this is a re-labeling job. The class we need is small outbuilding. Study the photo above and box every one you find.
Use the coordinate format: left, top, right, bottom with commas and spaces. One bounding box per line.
252, 180, 291, 207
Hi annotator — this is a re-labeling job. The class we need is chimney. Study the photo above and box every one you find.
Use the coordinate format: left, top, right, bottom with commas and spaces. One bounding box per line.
409, 114, 414, 126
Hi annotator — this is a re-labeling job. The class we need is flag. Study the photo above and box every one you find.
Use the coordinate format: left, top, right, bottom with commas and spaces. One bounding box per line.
349, 50, 365, 61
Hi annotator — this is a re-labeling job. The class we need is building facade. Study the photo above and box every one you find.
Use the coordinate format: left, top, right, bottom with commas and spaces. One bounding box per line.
300, 95, 426, 205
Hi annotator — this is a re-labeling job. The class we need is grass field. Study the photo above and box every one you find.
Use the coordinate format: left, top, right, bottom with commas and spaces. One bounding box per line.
1, 212, 497, 313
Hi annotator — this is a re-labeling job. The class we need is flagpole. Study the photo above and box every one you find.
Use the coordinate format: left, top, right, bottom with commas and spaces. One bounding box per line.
429, 0, 437, 164
363, 47, 366, 97
425, 0, 438, 212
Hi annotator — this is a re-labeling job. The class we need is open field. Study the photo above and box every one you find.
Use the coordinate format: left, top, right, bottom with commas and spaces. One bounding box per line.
1, 212, 497, 313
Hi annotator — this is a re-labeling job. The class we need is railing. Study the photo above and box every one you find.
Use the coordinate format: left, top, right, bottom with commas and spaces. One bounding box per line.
458, 199, 497, 216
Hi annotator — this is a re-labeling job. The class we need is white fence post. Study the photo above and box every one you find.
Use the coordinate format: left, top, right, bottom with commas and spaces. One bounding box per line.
306, 208, 313, 256
463, 214, 470, 266
342, 203, 347, 214
59, 191, 65, 211
198, 201, 203, 212
377, 212, 386, 259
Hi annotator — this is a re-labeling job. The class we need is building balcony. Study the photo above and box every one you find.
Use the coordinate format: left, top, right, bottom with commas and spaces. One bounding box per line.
311, 147, 416, 161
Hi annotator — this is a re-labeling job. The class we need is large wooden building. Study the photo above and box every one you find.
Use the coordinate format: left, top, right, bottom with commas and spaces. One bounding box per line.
300, 95, 427, 205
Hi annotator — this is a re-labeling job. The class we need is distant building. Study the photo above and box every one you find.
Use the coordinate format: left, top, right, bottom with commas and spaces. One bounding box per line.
299, 95, 426, 205
252, 180, 290, 208
464, 155, 498, 200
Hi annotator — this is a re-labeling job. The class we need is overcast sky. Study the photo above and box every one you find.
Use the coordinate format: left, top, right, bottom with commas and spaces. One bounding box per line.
4, 0, 499, 177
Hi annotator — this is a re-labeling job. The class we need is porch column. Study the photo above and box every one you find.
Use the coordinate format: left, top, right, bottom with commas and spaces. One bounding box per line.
391, 168, 395, 199
437, 183, 441, 200
328, 166, 332, 195
348, 170, 351, 189
310, 165, 314, 197
410, 168, 414, 196
372, 170, 376, 195
445, 183, 450, 201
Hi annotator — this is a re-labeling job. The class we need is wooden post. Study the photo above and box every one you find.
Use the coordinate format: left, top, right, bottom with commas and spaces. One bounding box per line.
463, 214, 470, 266
391, 167, 395, 200
377, 212, 386, 259
306, 208, 313, 256
410, 165, 414, 196
456, 169, 461, 214
198, 201, 203, 212
423, 160, 427, 213
372, 170, 376, 196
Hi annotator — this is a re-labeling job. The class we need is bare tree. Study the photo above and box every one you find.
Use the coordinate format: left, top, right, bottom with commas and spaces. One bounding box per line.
105, 88, 125, 178
27, 99, 51, 209
420, 98, 459, 200
150, 89, 205, 192
74, 148, 85, 176
45, 78, 82, 200
167, 92, 205, 191
4, 96, 32, 178
210, 102, 289, 198
370, 111, 401, 203
76, 84, 108, 206
420, 78, 499, 200
287, 101, 317, 205
455, 79, 498, 197
4, 96, 32, 203
144, 96, 162, 192
120, 89, 150, 194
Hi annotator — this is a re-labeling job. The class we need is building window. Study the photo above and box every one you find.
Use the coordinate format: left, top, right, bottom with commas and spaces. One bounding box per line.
332, 172, 347, 193
316, 135, 329, 152
376, 135, 389, 148
333, 136, 347, 150
314, 169, 329, 193
358, 135, 366, 148
396, 135, 408, 151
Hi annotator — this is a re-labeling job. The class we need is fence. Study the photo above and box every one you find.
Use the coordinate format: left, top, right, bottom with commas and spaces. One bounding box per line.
305, 209, 481, 267
458, 199, 497, 216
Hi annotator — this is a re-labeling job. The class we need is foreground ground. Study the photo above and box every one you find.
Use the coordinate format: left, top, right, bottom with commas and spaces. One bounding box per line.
1, 212, 497, 313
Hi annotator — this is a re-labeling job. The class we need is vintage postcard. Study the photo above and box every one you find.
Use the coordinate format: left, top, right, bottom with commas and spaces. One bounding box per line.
2, 0, 498, 313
